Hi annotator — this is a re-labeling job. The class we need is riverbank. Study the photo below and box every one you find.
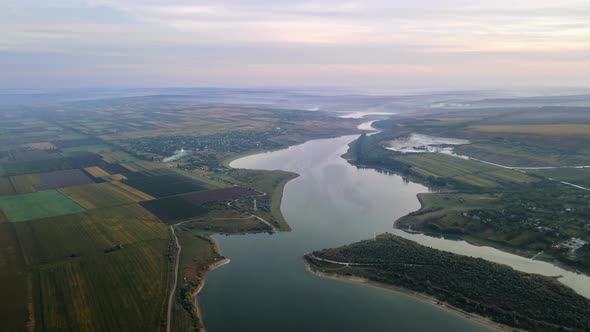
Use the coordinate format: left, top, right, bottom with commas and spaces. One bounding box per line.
219, 128, 363, 168
344, 126, 590, 283
393, 193, 590, 280
222, 149, 304, 232
270, 172, 299, 231
187, 168, 298, 330
184, 148, 305, 330
304, 261, 514, 332
199, 133, 521, 332
193, 236, 231, 332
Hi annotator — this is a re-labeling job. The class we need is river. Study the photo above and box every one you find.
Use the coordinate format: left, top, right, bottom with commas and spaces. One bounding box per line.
199, 133, 590, 332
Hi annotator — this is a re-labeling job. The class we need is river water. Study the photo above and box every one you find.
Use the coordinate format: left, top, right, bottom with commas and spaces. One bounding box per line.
199, 133, 590, 332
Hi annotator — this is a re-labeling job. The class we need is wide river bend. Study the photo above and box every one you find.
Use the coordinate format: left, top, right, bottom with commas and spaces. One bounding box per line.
199, 134, 590, 332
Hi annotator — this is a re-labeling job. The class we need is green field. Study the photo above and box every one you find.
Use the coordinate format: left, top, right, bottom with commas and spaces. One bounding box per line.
470, 124, 590, 136
397, 189, 590, 266
526, 167, 590, 187
15, 204, 170, 331
0, 191, 85, 222
397, 193, 499, 233
222, 169, 295, 193
454, 142, 568, 167
395, 153, 537, 188
34, 241, 168, 331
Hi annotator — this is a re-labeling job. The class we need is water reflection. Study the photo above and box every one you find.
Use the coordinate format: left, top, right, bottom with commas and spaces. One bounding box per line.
199, 134, 587, 332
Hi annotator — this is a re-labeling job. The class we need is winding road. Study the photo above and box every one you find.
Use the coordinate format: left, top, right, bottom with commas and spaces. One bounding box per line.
166, 222, 184, 332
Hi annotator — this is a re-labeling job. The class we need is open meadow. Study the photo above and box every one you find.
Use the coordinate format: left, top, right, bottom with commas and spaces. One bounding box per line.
0, 190, 85, 222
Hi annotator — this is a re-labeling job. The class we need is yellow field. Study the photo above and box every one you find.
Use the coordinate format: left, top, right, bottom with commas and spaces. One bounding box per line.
470, 125, 590, 136
121, 163, 139, 172
27, 142, 57, 150
59, 182, 154, 209
104, 174, 128, 181
110, 181, 153, 200
84, 166, 110, 178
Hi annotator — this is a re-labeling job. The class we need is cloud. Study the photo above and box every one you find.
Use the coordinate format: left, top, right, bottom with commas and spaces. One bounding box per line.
1, 0, 589, 88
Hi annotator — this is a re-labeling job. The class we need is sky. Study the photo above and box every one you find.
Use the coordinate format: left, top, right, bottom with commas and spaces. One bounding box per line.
1, 0, 590, 89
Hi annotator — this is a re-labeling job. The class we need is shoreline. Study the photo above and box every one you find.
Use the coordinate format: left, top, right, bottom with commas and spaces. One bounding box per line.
342, 134, 590, 279
393, 193, 589, 279
221, 146, 304, 232
220, 130, 362, 169
304, 260, 517, 332
192, 236, 231, 332
191, 147, 305, 331
270, 172, 299, 231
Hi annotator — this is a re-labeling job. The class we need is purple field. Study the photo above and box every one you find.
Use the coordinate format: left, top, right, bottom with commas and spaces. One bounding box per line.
139, 186, 254, 224
181, 186, 254, 204
34, 169, 97, 191
101, 163, 132, 175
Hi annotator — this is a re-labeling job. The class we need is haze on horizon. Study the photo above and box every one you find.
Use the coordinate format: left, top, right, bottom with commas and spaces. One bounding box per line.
2, 0, 590, 89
